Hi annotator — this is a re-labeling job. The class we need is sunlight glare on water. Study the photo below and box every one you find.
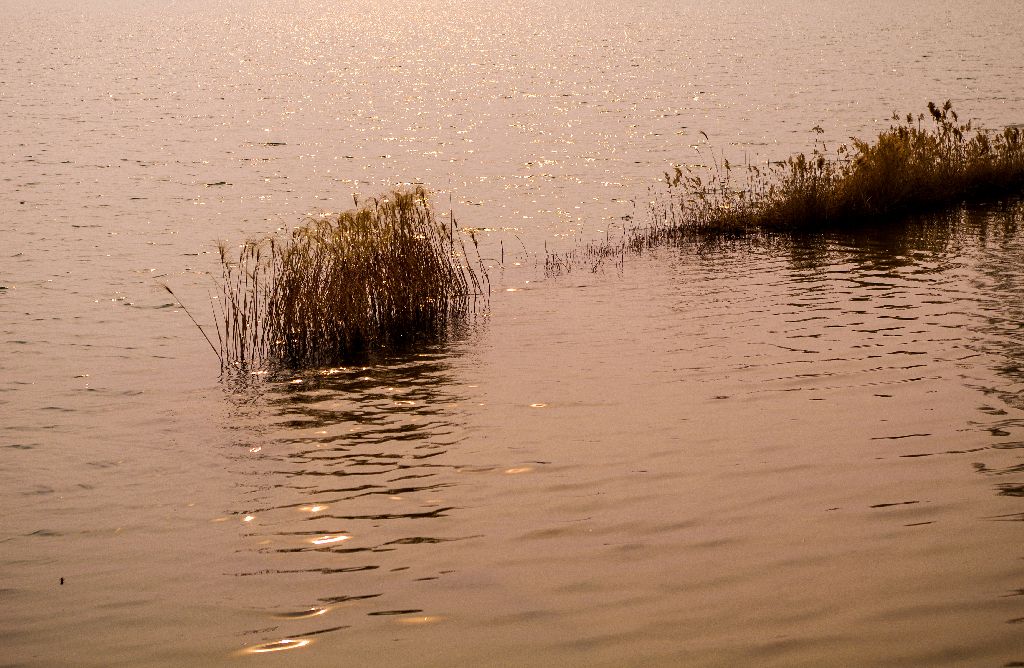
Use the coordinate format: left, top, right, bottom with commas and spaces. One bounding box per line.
0, 0, 1022, 666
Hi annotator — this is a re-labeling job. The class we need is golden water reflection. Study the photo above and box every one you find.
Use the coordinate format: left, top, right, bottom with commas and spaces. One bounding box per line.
240, 638, 312, 654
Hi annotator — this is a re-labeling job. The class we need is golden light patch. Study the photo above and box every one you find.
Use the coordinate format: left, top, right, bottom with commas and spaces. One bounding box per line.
240, 638, 311, 654
396, 615, 443, 626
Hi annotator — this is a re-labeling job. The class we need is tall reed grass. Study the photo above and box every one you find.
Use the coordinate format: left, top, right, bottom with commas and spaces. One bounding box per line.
547, 102, 1024, 273
214, 187, 488, 370
677, 100, 1024, 233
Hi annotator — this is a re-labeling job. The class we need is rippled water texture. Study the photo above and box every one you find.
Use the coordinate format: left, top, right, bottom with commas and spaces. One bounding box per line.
2, 0, 1023, 666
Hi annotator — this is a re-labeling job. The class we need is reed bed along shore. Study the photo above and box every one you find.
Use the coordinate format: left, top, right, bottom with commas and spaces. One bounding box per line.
547, 102, 1024, 274
211, 187, 488, 370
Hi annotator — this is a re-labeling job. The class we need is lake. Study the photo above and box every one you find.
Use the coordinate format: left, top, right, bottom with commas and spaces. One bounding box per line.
1, 0, 1022, 666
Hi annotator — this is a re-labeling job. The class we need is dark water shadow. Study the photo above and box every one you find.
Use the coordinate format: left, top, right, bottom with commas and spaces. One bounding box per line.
786, 199, 1024, 391
786, 198, 1022, 270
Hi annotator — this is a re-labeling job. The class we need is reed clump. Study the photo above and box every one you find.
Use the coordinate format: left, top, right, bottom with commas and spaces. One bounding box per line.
214, 187, 488, 370
547, 102, 1024, 274
666, 101, 1024, 234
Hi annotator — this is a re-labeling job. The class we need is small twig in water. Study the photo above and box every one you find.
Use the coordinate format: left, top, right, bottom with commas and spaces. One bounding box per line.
161, 283, 223, 365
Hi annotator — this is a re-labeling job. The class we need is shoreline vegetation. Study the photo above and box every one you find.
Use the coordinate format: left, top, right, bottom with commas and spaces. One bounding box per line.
172, 103, 1022, 370
209, 186, 489, 371
546, 102, 1024, 273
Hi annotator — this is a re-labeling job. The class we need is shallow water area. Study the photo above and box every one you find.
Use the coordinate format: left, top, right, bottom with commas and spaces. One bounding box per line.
9, 207, 1024, 667
2, 0, 1024, 665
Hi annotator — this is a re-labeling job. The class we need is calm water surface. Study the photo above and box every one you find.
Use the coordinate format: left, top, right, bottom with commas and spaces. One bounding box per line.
1, 0, 1023, 666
